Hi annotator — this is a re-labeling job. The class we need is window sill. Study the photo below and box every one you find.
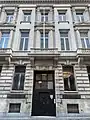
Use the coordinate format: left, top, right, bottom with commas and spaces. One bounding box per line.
10, 90, 24, 93
64, 91, 78, 93
20, 21, 31, 24
58, 21, 69, 24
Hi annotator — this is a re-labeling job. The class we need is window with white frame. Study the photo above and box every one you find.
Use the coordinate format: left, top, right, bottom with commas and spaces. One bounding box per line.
23, 11, 31, 22
58, 11, 66, 21
60, 31, 70, 50
12, 66, 26, 90
40, 31, 48, 49
41, 12, 48, 22
63, 66, 76, 91
76, 11, 84, 22
67, 104, 79, 113
19, 32, 29, 50
0, 32, 10, 48
6, 12, 13, 23
80, 32, 90, 48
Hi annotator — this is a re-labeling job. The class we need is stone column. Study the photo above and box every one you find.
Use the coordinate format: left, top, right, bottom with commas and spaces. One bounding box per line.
36, 30, 40, 48
13, 7, 18, 24
48, 8, 53, 23
0, 8, 6, 22
76, 29, 82, 48
36, 8, 41, 23
84, 7, 89, 22
8, 29, 14, 48
72, 7, 77, 23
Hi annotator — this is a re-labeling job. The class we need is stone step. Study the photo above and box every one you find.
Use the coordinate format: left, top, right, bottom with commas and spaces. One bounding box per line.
0, 114, 90, 120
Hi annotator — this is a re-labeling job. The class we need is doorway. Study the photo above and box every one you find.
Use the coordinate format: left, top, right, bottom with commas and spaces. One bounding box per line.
32, 71, 56, 116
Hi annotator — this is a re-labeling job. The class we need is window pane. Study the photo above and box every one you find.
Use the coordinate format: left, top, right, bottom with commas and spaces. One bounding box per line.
64, 78, 69, 90
61, 38, 64, 50
0, 38, 4, 48
21, 32, 29, 37
42, 74, 47, 80
67, 104, 79, 113
36, 74, 41, 80
86, 38, 90, 48
41, 38, 44, 48
4, 38, 9, 48
45, 38, 48, 48
48, 74, 53, 80
48, 82, 53, 89
19, 74, 25, 90
24, 38, 28, 50
65, 38, 70, 50
9, 103, 21, 113
81, 38, 85, 48
12, 74, 19, 90
19, 38, 24, 50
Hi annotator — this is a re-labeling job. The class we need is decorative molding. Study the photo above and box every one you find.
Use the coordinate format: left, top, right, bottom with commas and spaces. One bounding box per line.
0, 0, 90, 5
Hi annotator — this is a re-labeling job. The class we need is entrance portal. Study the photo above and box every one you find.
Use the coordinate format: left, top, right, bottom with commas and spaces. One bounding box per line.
32, 71, 56, 116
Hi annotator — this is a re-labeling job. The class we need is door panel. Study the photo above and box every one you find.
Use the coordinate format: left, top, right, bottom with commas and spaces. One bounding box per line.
32, 71, 56, 116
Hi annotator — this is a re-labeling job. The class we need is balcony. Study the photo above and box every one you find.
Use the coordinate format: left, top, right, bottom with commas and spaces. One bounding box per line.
29, 48, 59, 58
77, 48, 90, 57
77, 48, 90, 64
0, 48, 12, 62
35, 21, 55, 28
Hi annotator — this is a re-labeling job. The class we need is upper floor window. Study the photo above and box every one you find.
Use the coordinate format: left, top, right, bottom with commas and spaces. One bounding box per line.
67, 104, 79, 113
6, 12, 13, 23
41, 12, 48, 22
76, 11, 84, 22
58, 11, 66, 21
0, 32, 10, 48
19, 32, 29, 50
60, 31, 70, 50
40, 32, 48, 49
23, 11, 31, 22
63, 66, 76, 91
12, 66, 26, 90
80, 32, 90, 48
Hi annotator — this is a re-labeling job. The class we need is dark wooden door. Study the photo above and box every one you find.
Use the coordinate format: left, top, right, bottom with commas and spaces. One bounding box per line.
32, 71, 56, 116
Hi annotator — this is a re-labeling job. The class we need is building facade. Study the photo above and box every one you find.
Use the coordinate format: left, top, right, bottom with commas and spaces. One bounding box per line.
0, 0, 90, 119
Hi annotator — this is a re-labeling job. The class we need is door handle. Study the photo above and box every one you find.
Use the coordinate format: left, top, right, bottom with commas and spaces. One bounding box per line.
54, 99, 56, 104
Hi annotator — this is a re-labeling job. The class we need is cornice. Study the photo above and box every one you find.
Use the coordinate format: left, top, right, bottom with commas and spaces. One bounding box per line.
0, 0, 90, 4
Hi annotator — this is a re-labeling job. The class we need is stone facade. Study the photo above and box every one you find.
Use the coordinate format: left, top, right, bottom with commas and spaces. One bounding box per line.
0, 0, 90, 119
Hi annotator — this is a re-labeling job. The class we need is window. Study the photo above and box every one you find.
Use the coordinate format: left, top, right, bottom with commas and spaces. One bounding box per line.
67, 104, 79, 113
60, 31, 70, 50
63, 66, 76, 91
9, 103, 21, 113
0, 32, 10, 48
76, 11, 84, 22
80, 32, 90, 48
87, 66, 90, 83
23, 12, 31, 22
6, 13, 13, 23
41, 12, 48, 22
58, 12, 66, 21
35, 72, 54, 89
19, 32, 29, 50
0, 66, 2, 76
12, 66, 26, 90
40, 32, 48, 49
